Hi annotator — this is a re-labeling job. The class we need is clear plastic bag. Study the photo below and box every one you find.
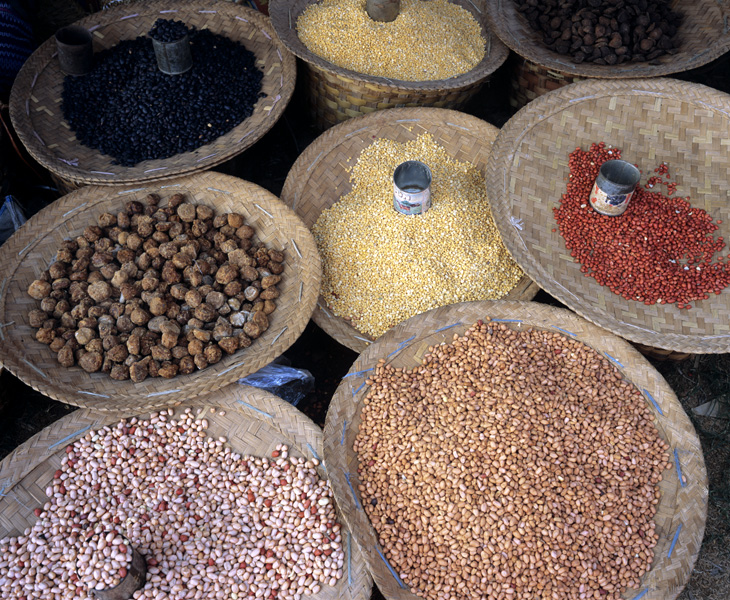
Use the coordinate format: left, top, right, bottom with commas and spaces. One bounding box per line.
0, 195, 26, 246
239, 357, 315, 406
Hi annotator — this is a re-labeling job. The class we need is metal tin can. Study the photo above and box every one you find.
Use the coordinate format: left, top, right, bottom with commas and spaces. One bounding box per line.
152, 34, 193, 75
393, 160, 432, 216
55, 25, 93, 76
589, 159, 641, 216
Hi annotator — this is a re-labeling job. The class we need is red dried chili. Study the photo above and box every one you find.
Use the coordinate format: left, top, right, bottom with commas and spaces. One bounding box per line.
553, 142, 730, 309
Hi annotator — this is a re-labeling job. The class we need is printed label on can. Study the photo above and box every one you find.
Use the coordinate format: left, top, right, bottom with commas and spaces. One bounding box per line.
393, 185, 431, 216
589, 183, 632, 216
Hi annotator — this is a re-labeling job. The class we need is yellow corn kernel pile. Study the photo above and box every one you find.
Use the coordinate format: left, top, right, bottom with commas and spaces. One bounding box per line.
296, 0, 485, 81
312, 134, 524, 338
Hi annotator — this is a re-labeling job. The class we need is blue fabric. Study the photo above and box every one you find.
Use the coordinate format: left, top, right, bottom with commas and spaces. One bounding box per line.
0, 2, 34, 98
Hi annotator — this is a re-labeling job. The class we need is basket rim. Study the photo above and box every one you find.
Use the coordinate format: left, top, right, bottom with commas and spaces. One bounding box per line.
0, 384, 373, 600
268, 0, 509, 92
485, 0, 730, 79
0, 171, 322, 412
323, 299, 708, 600
280, 106, 539, 354
8, 0, 296, 187
485, 76, 730, 354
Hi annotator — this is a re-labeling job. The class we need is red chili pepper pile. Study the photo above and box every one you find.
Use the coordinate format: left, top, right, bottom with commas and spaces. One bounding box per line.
553, 142, 730, 309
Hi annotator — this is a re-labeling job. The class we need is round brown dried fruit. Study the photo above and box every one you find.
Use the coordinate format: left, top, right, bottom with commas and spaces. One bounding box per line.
28, 280, 52, 300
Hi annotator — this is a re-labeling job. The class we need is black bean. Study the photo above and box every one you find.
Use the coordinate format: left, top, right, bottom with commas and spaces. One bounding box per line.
61, 24, 265, 167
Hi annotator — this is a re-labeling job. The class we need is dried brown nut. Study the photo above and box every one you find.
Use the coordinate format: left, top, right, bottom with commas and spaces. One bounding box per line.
244, 286, 261, 302
195, 205, 213, 220
102, 335, 120, 351
161, 261, 181, 284
238, 333, 253, 348
36, 328, 55, 345
86, 338, 104, 354
87, 272, 105, 285
182, 289, 202, 308
28, 309, 48, 328
260, 275, 281, 289
205, 291, 226, 310
225, 213, 244, 229
171, 345, 189, 360
177, 203, 197, 222
203, 344, 223, 365
111, 269, 129, 288
117, 315, 135, 334
83, 225, 103, 243
126, 334, 141, 356
109, 364, 130, 380
28, 280, 52, 300
215, 264, 238, 285
97, 212, 116, 228
48, 262, 67, 280
236, 225, 255, 240
126, 233, 143, 251
188, 339, 204, 356
129, 360, 149, 383
192, 328, 211, 343
86, 281, 112, 303
108, 344, 129, 363
251, 310, 269, 331
241, 266, 259, 282
184, 267, 204, 288
191, 220, 209, 238
126, 200, 145, 215
158, 362, 179, 379
130, 308, 151, 326
141, 276, 160, 292
213, 317, 233, 341
159, 242, 178, 259
49, 337, 66, 353
117, 211, 131, 229
260, 287, 280, 301
218, 337, 239, 355
268, 249, 285, 263
57, 345, 75, 367
71, 257, 90, 272
78, 351, 103, 373
243, 322, 263, 339
149, 296, 168, 316
137, 215, 155, 237
263, 300, 276, 315
151, 345, 172, 362
159, 320, 180, 337
161, 332, 178, 349
56, 247, 74, 264
137, 252, 152, 270
221, 280, 241, 297
194, 303, 217, 323
193, 353, 209, 370
179, 355, 195, 374
169, 222, 184, 238
75, 327, 96, 346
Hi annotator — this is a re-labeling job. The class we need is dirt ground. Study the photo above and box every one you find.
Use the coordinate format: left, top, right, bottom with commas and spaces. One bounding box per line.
0, 16, 728, 600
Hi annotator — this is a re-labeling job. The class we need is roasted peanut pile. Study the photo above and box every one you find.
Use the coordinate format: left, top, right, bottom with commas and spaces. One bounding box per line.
26, 193, 284, 381
76, 532, 132, 591
354, 320, 671, 600
297, 0, 485, 81
312, 134, 524, 338
0, 408, 344, 600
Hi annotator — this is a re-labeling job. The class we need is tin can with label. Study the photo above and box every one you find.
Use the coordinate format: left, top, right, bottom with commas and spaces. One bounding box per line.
589, 159, 641, 216
393, 160, 432, 216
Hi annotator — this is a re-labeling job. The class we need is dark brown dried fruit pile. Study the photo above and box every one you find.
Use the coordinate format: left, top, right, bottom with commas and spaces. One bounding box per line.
515, 0, 682, 65
26, 193, 284, 382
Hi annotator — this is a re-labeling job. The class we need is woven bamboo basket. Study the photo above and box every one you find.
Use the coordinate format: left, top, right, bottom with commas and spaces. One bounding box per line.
485, 77, 730, 357
324, 300, 707, 600
485, 0, 730, 109
0, 171, 321, 412
280, 107, 539, 354
269, 0, 509, 131
0, 385, 372, 600
9, 0, 295, 188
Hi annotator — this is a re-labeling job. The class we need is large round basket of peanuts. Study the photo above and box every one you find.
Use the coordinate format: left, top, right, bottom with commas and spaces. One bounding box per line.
0, 385, 372, 600
0, 171, 321, 412
324, 300, 707, 600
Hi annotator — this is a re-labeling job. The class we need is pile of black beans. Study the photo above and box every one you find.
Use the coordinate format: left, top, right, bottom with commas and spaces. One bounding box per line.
148, 18, 189, 42
515, 0, 682, 65
61, 20, 265, 167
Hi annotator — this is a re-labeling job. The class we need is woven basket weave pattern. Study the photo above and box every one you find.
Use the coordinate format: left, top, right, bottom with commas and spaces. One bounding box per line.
323, 300, 707, 600
486, 78, 730, 355
0, 172, 321, 412
281, 107, 539, 354
269, 0, 509, 130
9, 0, 296, 186
0, 386, 372, 600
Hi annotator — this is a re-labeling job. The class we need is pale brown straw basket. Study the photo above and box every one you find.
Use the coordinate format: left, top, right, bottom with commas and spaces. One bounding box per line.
0, 385, 372, 600
281, 106, 539, 354
324, 300, 707, 600
0, 171, 321, 412
485, 77, 730, 357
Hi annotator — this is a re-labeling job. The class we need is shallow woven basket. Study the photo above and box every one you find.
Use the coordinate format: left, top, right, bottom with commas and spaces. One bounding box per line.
9, 0, 295, 187
485, 0, 730, 108
324, 300, 707, 600
280, 107, 539, 354
485, 77, 730, 356
0, 385, 372, 600
269, 0, 509, 130
0, 171, 321, 412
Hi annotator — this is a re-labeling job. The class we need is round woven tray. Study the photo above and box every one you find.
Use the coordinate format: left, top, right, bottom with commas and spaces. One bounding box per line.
280, 107, 539, 354
485, 77, 730, 355
0, 171, 321, 412
0, 385, 372, 600
485, 0, 730, 81
8, 0, 295, 187
323, 300, 707, 600
269, 0, 509, 130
